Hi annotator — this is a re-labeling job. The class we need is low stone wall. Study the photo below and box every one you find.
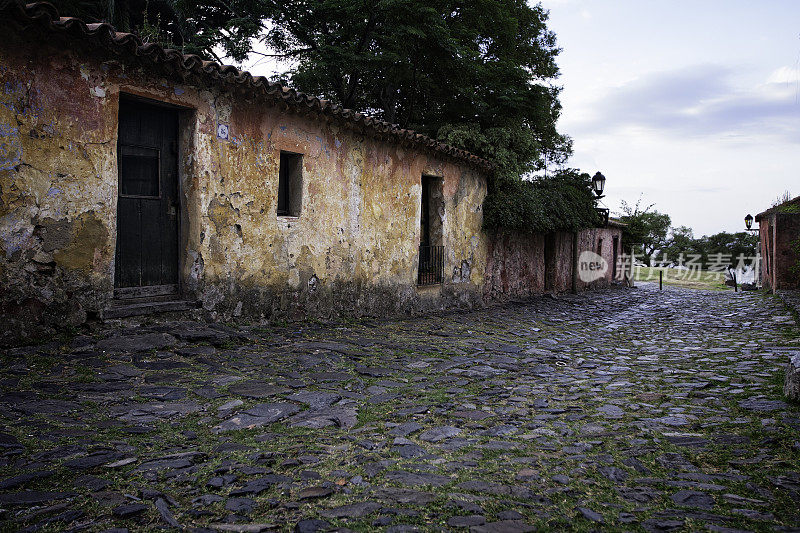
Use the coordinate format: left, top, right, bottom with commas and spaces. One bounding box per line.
483, 226, 623, 299
483, 231, 545, 300
777, 290, 800, 401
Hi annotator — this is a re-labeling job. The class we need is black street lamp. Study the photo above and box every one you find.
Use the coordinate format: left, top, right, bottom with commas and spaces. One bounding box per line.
744, 213, 757, 232
591, 172, 606, 199
592, 172, 609, 224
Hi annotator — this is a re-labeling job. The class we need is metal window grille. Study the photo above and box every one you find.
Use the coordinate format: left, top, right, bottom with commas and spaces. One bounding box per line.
418, 245, 444, 285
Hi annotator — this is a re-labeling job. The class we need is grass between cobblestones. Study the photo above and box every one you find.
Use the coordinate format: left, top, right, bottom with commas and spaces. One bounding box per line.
0, 285, 798, 531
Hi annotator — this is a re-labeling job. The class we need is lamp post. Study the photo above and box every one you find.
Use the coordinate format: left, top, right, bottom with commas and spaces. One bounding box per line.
592, 172, 606, 199
744, 213, 757, 232
743, 214, 760, 287
592, 172, 609, 225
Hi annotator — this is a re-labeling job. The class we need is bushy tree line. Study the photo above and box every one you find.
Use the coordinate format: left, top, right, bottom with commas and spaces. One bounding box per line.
483, 170, 600, 234
660, 227, 759, 268
617, 198, 758, 268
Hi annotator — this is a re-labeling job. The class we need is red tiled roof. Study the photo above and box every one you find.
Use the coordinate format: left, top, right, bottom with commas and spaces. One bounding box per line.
1, 0, 493, 172
606, 218, 626, 228
756, 195, 800, 221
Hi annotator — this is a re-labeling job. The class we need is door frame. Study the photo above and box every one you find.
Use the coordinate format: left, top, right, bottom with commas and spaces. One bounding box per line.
114, 92, 191, 299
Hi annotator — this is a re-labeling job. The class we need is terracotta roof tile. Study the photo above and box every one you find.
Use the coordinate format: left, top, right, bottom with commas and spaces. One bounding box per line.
755, 194, 800, 221
1, 0, 493, 171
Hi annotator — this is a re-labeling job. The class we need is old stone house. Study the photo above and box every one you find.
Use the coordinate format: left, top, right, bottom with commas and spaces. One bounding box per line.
0, 1, 622, 345
756, 195, 800, 292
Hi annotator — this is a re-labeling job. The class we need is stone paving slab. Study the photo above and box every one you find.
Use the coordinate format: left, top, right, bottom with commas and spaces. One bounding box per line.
1, 284, 799, 531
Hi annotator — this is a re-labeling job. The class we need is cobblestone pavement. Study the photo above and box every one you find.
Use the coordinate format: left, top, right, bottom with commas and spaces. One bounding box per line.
778, 290, 800, 321
1, 284, 799, 532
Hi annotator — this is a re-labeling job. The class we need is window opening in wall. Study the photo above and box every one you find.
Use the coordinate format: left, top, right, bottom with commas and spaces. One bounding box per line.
418, 175, 444, 285
277, 151, 303, 216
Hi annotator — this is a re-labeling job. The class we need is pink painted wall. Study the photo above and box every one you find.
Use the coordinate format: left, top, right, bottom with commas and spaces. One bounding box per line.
761, 213, 800, 291
483, 226, 624, 298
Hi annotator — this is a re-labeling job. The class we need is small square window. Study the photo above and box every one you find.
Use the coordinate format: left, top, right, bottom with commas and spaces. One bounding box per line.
277, 151, 303, 217
119, 145, 160, 197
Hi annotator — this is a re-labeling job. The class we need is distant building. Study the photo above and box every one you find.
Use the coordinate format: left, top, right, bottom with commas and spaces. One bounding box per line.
756, 195, 800, 292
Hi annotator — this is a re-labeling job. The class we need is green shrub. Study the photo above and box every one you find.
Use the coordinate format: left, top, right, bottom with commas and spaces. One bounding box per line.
483, 170, 600, 234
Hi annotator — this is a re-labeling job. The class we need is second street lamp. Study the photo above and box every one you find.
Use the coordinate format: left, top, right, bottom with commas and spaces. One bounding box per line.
592, 172, 609, 224
592, 172, 606, 199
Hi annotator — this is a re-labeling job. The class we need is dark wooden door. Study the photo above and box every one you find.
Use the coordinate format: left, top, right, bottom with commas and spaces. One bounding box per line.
420, 176, 431, 247
544, 233, 556, 292
114, 99, 179, 294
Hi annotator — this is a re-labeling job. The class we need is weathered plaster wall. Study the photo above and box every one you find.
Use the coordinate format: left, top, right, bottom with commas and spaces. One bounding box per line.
771, 214, 800, 290
575, 226, 623, 291
483, 231, 545, 300
482, 227, 623, 299
185, 92, 488, 320
0, 35, 488, 343
549, 232, 575, 293
0, 41, 119, 343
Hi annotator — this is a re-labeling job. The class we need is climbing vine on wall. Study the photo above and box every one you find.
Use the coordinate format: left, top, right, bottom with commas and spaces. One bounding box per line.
483, 170, 601, 234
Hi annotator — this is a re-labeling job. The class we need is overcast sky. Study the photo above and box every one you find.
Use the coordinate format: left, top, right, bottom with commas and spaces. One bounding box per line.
539, 0, 800, 236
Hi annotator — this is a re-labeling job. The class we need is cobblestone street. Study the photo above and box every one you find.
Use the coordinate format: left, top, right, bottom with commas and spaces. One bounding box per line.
1, 284, 799, 532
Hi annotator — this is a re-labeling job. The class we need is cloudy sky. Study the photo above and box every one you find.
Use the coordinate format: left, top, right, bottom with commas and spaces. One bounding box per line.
539, 0, 800, 236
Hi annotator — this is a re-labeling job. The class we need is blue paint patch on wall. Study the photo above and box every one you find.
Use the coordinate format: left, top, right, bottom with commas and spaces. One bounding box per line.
254, 141, 270, 169
0, 212, 33, 257
315, 135, 331, 157
3, 81, 22, 94
0, 123, 21, 171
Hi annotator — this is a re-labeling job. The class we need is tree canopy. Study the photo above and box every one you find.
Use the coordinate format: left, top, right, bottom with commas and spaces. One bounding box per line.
617, 198, 671, 262
660, 231, 759, 268
264, 0, 570, 179
484, 170, 600, 234
616, 199, 759, 268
